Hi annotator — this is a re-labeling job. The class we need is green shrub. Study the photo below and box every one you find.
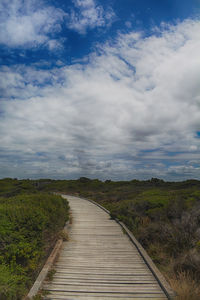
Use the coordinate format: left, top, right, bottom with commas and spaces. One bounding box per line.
0, 264, 26, 300
0, 193, 69, 299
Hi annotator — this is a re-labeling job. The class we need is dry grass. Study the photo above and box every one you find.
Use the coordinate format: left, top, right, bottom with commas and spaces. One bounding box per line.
140, 216, 151, 227
33, 289, 49, 300
58, 229, 69, 241
46, 268, 56, 282
168, 271, 200, 300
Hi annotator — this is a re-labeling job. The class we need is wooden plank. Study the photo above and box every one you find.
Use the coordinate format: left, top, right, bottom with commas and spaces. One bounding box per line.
52, 274, 156, 280
55, 271, 153, 276
44, 284, 164, 293
54, 265, 150, 270
57, 258, 145, 263
44, 280, 158, 286
50, 277, 157, 281
45, 292, 167, 299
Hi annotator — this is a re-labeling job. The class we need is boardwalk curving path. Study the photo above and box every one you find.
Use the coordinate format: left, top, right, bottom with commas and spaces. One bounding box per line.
43, 195, 171, 300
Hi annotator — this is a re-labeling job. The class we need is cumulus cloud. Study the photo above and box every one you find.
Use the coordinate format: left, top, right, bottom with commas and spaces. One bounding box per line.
0, 0, 115, 49
0, 19, 200, 179
0, 0, 66, 48
67, 0, 115, 34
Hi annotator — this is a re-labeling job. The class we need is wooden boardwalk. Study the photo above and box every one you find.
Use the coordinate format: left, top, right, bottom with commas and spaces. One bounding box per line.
42, 196, 171, 299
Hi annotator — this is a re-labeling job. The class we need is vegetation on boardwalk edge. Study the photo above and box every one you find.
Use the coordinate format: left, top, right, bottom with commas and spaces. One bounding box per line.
0, 180, 69, 299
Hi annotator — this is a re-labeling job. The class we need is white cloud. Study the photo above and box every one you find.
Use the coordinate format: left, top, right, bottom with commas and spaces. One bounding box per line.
67, 0, 115, 34
0, 0, 115, 48
0, 19, 200, 179
0, 0, 66, 48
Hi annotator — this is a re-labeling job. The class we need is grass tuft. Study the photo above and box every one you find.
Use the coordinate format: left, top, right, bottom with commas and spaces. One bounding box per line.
168, 271, 200, 300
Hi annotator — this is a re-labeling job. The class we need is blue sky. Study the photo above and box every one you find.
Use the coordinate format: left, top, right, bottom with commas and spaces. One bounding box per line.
0, 0, 200, 180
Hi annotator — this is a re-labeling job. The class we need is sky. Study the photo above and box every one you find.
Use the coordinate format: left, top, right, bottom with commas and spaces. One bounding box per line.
0, 0, 200, 181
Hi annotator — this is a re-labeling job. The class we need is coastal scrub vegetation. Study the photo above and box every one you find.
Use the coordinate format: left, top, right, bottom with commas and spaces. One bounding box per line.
0, 177, 200, 298
0, 180, 69, 299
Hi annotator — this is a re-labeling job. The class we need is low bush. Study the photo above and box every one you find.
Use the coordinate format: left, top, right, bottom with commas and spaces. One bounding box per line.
0, 193, 69, 299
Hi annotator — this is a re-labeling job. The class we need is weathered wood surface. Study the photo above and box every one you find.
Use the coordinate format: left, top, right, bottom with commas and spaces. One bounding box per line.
42, 196, 169, 299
